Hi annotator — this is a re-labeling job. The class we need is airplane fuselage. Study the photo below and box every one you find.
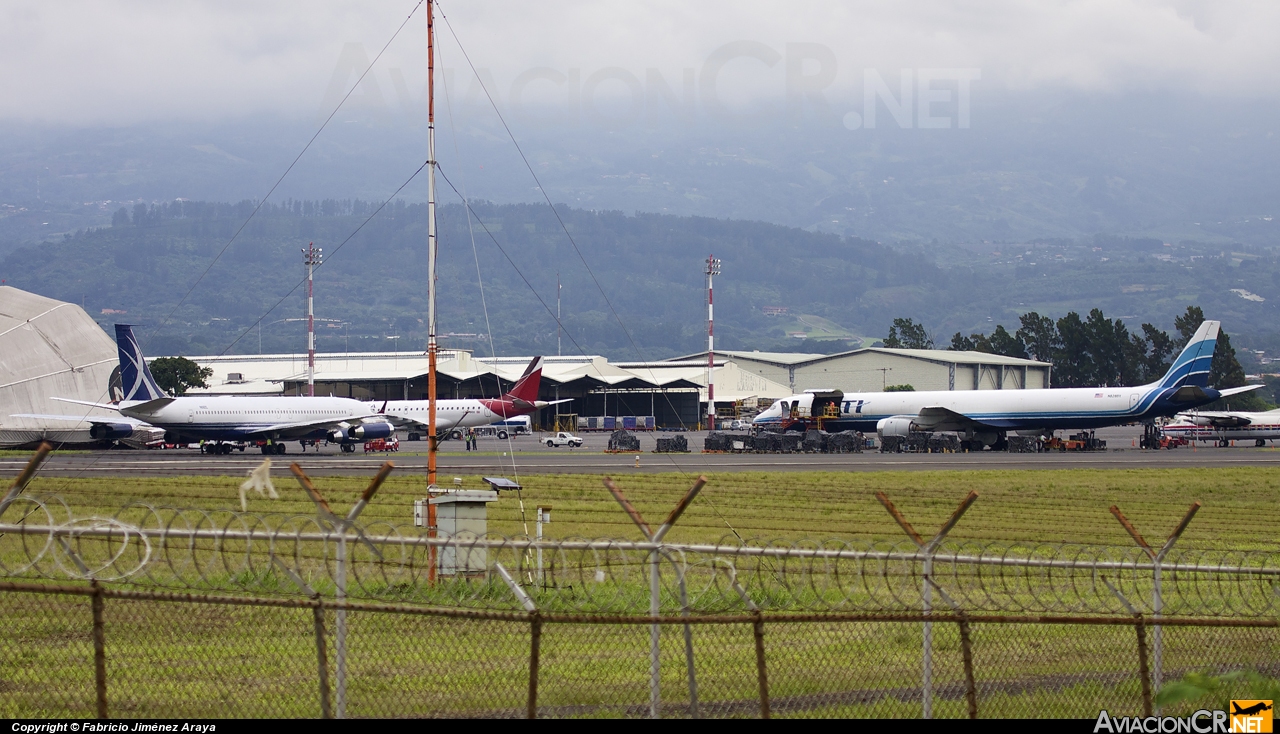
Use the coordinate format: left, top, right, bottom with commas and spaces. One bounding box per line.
754, 383, 1220, 433
379, 397, 530, 432
120, 395, 378, 441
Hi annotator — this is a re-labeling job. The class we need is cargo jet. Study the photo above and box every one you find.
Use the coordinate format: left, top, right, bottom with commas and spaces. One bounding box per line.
36, 325, 394, 454
753, 321, 1261, 449
375, 356, 567, 439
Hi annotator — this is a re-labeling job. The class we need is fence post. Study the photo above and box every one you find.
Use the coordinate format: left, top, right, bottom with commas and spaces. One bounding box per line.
90, 580, 108, 720
528, 612, 542, 720
291, 461, 393, 721
1135, 615, 1153, 718
1111, 501, 1200, 706
877, 490, 977, 720
1103, 577, 1153, 717
752, 611, 770, 720
313, 601, 333, 719
604, 475, 708, 720
927, 578, 978, 720
271, 557, 332, 719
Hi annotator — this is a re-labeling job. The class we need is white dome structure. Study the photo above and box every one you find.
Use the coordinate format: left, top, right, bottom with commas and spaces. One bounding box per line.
0, 286, 127, 447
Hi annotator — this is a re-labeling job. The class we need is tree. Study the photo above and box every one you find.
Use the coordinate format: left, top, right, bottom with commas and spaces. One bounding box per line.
1140, 323, 1175, 382
987, 324, 1028, 359
884, 384, 915, 392
884, 318, 933, 349
949, 332, 977, 351
1173, 305, 1245, 389
149, 357, 213, 396
1015, 312, 1059, 364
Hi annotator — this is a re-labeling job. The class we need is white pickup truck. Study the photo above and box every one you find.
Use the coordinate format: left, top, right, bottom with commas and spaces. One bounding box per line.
544, 431, 584, 448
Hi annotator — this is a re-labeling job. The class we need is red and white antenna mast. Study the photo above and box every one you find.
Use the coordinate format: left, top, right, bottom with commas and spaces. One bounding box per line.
426, 0, 438, 490
303, 241, 322, 397
705, 254, 720, 430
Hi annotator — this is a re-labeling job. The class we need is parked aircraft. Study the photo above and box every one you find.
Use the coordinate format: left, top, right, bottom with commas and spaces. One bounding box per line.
1162, 408, 1280, 447
43, 325, 393, 454
376, 356, 567, 439
753, 321, 1261, 449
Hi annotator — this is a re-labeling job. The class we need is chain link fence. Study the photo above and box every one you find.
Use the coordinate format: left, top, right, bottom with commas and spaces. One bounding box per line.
1, 580, 1276, 719
4, 448, 1279, 718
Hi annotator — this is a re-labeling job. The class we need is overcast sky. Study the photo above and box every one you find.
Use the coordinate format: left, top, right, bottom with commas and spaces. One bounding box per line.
2, 0, 1277, 126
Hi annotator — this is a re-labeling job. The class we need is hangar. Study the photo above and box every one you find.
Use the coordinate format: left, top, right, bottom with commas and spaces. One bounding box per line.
671, 348, 1052, 394
0, 287, 128, 447
184, 351, 792, 429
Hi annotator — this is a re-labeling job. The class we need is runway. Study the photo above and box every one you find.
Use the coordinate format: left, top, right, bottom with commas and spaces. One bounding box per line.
5, 426, 1277, 477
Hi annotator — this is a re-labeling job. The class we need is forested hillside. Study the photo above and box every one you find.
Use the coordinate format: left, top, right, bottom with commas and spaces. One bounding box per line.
1, 200, 1278, 362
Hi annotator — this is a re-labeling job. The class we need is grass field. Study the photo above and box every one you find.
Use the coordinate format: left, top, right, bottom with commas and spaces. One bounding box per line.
3, 466, 1278, 718
15, 466, 1280, 547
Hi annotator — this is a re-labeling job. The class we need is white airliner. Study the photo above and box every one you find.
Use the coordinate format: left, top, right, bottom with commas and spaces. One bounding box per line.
375, 356, 567, 439
31, 325, 395, 454
1162, 408, 1280, 447
753, 320, 1261, 449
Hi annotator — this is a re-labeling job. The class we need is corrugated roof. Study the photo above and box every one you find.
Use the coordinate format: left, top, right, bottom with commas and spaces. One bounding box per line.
673, 348, 1049, 368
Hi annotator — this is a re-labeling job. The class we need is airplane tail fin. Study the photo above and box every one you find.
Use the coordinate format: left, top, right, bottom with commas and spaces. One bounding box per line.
114, 324, 167, 401
503, 356, 544, 403
1156, 320, 1219, 390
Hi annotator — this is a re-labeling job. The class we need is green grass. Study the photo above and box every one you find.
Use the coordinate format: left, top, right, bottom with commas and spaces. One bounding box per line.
3, 467, 1280, 717
16, 466, 1280, 547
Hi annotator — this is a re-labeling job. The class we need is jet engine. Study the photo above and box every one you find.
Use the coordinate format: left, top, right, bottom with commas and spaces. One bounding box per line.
89, 423, 135, 440
876, 416, 918, 438
350, 422, 394, 440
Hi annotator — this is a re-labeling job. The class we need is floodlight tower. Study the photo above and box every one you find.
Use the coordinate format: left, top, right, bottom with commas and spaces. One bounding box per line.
705, 255, 721, 430
302, 242, 323, 397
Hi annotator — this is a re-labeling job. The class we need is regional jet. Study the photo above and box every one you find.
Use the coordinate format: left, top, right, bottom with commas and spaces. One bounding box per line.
375, 356, 568, 439
37, 325, 394, 454
753, 321, 1261, 449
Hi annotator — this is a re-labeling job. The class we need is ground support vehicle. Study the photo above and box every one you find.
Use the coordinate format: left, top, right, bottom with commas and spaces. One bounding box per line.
545, 431, 584, 448
200, 441, 246, 455
364, 437, 399, 453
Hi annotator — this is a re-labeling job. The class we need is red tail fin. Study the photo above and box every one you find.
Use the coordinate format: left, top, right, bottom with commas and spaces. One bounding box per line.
504, 356, 544, 403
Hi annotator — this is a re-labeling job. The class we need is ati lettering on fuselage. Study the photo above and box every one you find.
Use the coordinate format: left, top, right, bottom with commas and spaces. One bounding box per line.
842, 400, 867, 415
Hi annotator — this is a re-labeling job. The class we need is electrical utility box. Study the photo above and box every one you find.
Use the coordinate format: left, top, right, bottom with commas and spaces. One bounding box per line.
428, 490, 499, 577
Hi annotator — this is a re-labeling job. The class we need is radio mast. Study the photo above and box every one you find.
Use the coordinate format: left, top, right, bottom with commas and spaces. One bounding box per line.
706, 255, 720, 430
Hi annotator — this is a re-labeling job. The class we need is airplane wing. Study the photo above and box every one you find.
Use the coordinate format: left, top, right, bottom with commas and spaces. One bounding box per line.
51, 396, 177, 413
50, 398, 123, 411
378, 410, 461, 431
236, 416, 387, 436
912, 406, 1008, 431
10, 414, 152, 427
1178, 410, 1262, 427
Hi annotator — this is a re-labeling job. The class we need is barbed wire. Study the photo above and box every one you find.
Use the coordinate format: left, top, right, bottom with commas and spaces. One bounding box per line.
1, 494, 1278, 617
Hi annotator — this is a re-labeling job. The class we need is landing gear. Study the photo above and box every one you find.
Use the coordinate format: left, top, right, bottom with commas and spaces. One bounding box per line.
1258, 439, 1267, 447
1219, 439, 1230, 448
340, 443, 356, 454
407, 432, 421, 442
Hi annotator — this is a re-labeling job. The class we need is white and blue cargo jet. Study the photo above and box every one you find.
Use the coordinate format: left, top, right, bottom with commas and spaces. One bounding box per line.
34, 325, 394, 454
753, 320, 1260, 449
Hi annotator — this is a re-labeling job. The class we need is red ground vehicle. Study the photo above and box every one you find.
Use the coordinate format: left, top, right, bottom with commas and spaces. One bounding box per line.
364, 437, 400, 453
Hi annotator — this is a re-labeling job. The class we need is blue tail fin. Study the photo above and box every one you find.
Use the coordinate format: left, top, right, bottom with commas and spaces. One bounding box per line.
114, 324, 167, 401
1156, 320, 1219, 389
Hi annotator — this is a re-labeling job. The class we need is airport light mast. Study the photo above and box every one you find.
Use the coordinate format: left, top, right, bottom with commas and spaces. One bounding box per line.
303, 242, 322, 397
706, 255, 720, 430
426, 0, 439, 493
